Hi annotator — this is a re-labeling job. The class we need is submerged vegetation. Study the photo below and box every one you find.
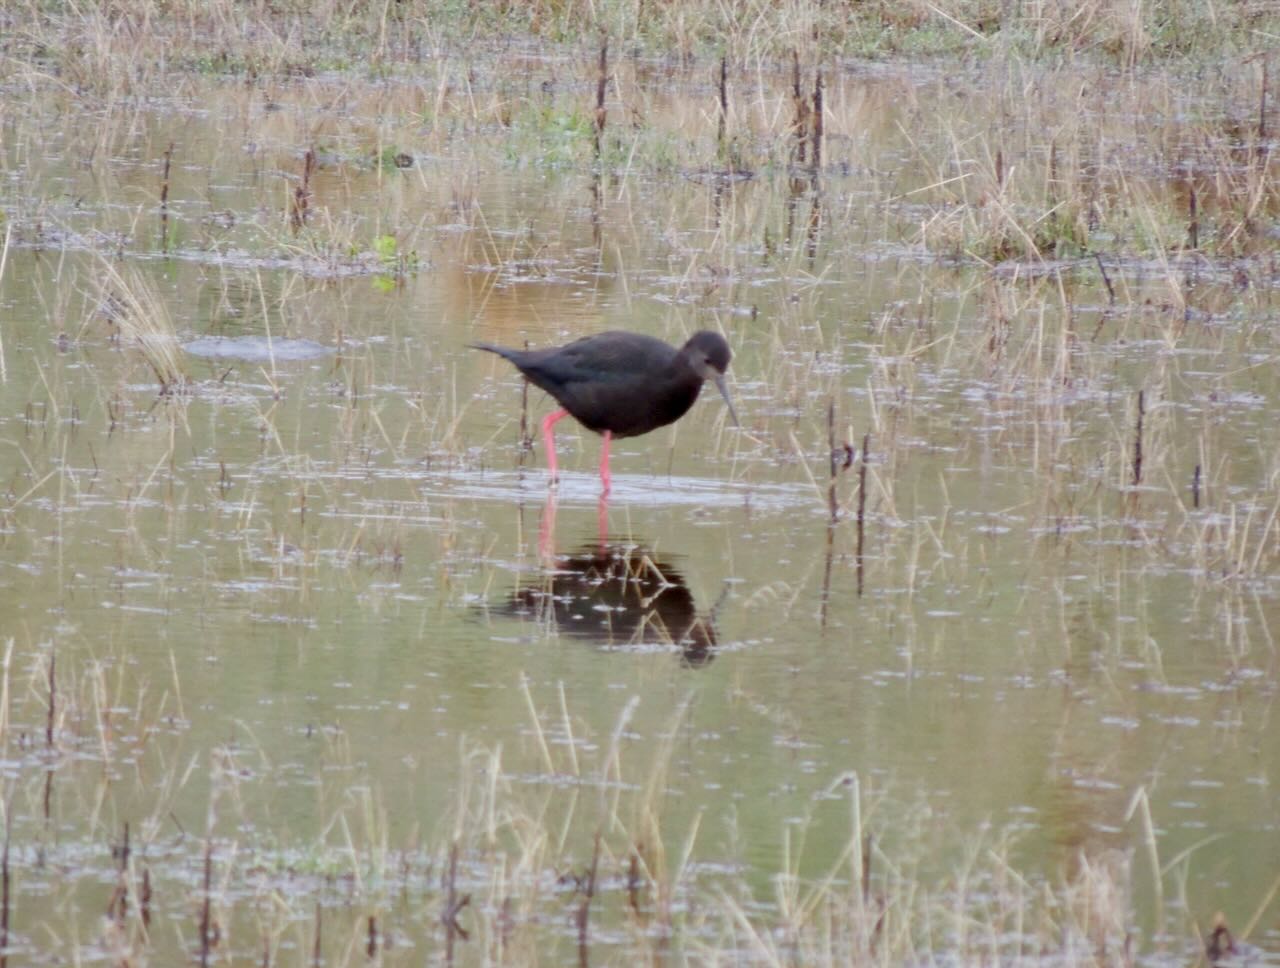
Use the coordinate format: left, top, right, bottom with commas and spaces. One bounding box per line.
0, 1, 1278, 966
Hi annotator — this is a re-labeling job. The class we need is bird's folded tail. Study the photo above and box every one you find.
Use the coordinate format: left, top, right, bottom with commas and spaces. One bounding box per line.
469, 342, 526, 365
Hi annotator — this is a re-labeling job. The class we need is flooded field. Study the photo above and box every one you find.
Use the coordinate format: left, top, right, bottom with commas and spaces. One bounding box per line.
1, 14, 1279, 966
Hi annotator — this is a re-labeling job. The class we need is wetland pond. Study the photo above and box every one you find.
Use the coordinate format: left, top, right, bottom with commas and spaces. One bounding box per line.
1, 46, 1278, 966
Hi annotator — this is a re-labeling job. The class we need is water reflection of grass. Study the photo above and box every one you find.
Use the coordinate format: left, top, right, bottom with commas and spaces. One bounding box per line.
5, 650, 1255, 965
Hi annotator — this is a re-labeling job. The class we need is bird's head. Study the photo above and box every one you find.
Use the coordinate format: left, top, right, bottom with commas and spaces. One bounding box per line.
682, 331, 739, 427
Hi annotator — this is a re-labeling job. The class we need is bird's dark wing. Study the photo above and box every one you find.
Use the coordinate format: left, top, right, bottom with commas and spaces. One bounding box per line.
529, 331, 675, 385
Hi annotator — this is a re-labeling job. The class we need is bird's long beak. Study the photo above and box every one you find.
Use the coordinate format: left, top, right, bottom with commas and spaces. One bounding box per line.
713, 373, 740, 427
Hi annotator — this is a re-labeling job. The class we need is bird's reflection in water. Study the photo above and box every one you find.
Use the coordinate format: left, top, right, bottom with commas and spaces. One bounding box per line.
498, 544, 720, 667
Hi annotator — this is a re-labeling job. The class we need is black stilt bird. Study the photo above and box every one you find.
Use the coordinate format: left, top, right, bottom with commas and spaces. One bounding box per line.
470, 330, 738, 491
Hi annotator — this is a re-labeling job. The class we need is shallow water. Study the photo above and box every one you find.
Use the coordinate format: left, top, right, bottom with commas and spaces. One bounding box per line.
0, 50, 1278, 963
184, 335, 335, 360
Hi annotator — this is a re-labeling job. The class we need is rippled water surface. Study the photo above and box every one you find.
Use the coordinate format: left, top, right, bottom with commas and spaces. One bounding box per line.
1, 49, 1278, 964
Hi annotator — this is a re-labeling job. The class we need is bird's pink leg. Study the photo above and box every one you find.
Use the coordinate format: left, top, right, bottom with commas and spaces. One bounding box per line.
541, 409, 569, 485
599, 430, 612, 494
